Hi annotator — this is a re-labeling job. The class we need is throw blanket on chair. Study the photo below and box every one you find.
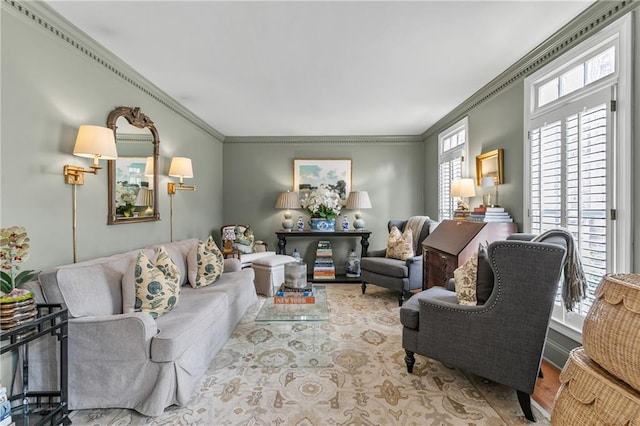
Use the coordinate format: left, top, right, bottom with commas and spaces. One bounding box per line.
405, 216, 430, 254
533, 228, 588, 312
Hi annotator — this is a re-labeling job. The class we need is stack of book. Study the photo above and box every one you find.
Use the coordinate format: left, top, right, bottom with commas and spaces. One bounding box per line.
274, 284, 315, 304
0, 384, 12, 426
453, 209, 470, 221
313, 240, 336, 280
468, 206, 486, 222
483, 206, 513, 222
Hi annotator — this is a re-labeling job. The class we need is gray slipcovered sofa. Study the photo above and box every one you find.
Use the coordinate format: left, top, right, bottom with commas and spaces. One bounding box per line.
31, 238, 257, 416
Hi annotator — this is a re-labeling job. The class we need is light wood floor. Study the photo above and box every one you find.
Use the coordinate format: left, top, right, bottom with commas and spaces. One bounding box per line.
533, 360, 561, 413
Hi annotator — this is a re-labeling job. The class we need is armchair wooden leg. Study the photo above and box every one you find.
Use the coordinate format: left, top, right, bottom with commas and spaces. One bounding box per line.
404, 350, 415, 373
398, 292, 405, 306
516, 390, 536, 422
361, 282, 367, 294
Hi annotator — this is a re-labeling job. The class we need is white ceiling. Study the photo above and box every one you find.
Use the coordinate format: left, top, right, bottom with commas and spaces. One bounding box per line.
44, 1, 592, 137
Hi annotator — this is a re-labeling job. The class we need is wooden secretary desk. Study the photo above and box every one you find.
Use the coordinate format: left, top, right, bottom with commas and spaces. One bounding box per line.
422, 219, 518, 289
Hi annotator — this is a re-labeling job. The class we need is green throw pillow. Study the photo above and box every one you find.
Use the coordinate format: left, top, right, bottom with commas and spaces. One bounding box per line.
188, 236, 224, 288
133, 246, 181, 319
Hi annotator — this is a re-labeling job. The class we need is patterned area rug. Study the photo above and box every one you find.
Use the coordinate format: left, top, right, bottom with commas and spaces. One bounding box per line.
69, 285, 550, 425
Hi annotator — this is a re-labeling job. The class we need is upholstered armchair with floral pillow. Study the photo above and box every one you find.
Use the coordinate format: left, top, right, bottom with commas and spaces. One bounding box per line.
360, 216, 437, 306
219, 224, 275, 268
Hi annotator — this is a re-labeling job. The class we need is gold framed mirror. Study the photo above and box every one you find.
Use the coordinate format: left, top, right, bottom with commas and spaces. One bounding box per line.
476, 148, 504, 186
107, 106, 160, 224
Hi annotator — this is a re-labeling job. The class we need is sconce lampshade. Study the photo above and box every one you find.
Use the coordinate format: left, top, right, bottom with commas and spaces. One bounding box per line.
275, 191, 301, 231
346, 191, 372, 230
144, 157, 154, 177
169, 157, 194, 186
169, 157, 194, 179
72, 125, 118, 166
450, 178, 476, 198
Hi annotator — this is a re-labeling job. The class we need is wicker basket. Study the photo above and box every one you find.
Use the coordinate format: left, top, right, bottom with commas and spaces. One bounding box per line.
551, 347, 640, 425
582, 273, 640, 392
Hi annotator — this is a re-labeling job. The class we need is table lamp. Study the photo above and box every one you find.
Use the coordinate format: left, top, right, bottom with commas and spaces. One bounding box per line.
275, 191, 301, 231
346, 191, 372, 230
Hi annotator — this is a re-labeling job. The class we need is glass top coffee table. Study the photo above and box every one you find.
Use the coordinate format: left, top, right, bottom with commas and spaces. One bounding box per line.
255, 285, 328, 322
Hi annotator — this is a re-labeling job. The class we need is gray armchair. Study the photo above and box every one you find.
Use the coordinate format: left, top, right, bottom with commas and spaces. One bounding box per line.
360, 216, 437, 306
400, 239, 567, 421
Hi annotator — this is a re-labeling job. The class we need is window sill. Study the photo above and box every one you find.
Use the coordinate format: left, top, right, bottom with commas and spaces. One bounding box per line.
549, 318, 583, 345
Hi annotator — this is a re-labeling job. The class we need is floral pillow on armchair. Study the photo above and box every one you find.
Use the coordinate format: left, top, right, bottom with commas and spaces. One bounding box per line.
233, 226, 255, 254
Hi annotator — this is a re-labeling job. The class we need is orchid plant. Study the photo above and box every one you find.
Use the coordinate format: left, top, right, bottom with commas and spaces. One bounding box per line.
1, 226, 38, 295
301, 184, 343, 221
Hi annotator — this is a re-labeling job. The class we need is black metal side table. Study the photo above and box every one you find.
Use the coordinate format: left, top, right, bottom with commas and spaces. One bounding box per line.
0, 303, 70, 425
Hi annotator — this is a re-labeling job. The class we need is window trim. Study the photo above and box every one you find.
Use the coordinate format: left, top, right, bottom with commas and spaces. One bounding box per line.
438, 117, 469, 221
523, 15, 633, 334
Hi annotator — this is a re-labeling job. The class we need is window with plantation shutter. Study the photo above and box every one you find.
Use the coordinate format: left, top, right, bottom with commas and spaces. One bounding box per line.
529, 97, 609, 324
438, 118, 467, 221
525, 17, 631, 336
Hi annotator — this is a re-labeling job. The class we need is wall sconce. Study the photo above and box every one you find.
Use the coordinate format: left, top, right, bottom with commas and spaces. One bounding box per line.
275, 190, 301, 231
167, 157, 196, 194
167, 156, 196, 241
63, 125, 118, 263
63, 125, 118, 185
345, 191, 372, 230
451, 178, 476, 218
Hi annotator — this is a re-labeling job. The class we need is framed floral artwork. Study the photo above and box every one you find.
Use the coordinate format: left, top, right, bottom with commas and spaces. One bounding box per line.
293, 158, 352, 201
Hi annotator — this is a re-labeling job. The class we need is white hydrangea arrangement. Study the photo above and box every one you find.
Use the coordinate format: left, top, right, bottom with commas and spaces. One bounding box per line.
301, 184, 343, 220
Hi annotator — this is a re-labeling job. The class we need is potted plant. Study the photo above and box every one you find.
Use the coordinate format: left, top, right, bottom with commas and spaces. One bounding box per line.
301, 184, 343, 231
1, 226, 38, 303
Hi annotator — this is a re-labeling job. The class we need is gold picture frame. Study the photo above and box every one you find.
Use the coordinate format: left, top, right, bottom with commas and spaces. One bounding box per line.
293, 158, 352, 202
476, 149, 504, 186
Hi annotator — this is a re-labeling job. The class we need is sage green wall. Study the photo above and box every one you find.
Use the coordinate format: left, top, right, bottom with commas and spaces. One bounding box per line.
1, 5, 224, 272
423, 10, 640, 367
423, 82, 526, 228
222, 139, 425, 271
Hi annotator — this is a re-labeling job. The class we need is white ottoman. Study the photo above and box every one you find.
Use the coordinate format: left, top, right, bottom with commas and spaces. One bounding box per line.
252, 255, 297, 296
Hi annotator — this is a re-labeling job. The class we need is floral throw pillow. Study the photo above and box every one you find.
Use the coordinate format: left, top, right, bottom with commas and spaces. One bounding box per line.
187, 236, 224, 288
128, 246, 181, 319
454, 252, 478, 306
385, 226, 415, 261
233, 226, 255, 254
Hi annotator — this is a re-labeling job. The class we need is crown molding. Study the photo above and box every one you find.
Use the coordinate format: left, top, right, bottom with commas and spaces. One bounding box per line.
3, 0, 226, 143
421, 0, 639, 140
224, 135, 424, 145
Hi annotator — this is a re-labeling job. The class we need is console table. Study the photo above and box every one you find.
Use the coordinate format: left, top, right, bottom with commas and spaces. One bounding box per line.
0, 303, 69, 426
422, 220, 518, 289
275, 230, 372, 282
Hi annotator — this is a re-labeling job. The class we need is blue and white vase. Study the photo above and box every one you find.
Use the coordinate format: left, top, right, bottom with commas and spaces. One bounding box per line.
341, 215, 349, 231
296, 216, 305, 231
345, 249, 361, 278
309, 218, 335, 232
